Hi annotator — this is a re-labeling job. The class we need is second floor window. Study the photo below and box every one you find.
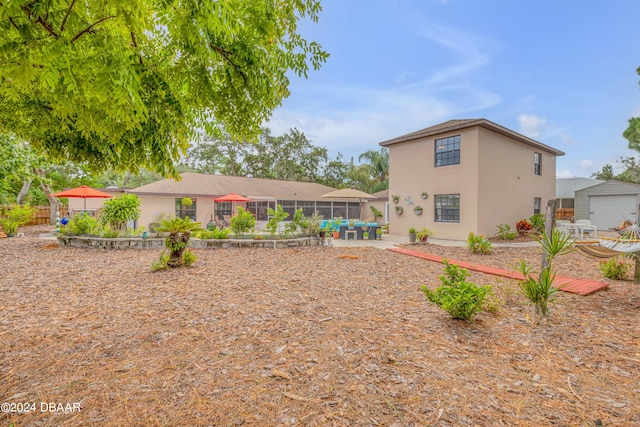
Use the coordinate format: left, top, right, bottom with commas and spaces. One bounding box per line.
435, 135, 461, 167
534, 152, 542, 175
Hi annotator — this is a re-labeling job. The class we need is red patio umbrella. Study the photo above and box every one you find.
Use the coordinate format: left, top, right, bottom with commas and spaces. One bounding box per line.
213, 193, 252, 202
213, 193, 251, 219
52, 185, 113, 212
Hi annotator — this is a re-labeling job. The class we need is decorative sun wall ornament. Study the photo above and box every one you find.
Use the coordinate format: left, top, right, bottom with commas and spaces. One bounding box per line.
405, 196, 414, 206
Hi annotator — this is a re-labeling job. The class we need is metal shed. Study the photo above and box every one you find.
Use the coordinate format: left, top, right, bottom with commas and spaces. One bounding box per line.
574, 180, 640, 229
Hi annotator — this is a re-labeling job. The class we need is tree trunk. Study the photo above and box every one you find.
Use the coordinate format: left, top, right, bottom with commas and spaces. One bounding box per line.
541, 199, 556, 271
167, 232, 189, 268
37, 169, 59, 224
634, 256, 640, 284
16, 179, 31, 204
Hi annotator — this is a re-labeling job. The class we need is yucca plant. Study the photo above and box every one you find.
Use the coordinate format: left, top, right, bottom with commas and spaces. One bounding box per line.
518, 229, 574, 324
154, 217, 202, 268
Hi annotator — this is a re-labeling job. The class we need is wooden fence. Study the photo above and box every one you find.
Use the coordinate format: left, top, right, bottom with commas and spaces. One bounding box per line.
556, 208, 574, 220
0, 205, 68, 226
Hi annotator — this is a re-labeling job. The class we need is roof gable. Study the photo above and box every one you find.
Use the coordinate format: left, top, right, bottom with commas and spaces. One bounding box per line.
379, 118, 565, 156
575, 179, 640, 196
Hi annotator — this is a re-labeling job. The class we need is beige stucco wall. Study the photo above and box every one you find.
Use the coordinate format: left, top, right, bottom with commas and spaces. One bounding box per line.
361, 199, 388, 223
387, 128, 480, 240
387, 126, 556, 240
476, 128, 556, 236
138, 195, 232, 229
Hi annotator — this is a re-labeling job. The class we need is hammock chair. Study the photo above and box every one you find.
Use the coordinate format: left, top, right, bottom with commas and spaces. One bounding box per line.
574, 223, 640, 259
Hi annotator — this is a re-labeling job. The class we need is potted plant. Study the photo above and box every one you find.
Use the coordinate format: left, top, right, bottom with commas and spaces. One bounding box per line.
416, 227, 434, 242
348, 219, 356, 230
395, 206, 404, 215
392, 195, 400, 204
1, 219, 18, 237
332, 217, 342, 239
414, 206, 423, 215
376, 228, 383, 239
362, 226, 370, 239
409, 227, 417, 243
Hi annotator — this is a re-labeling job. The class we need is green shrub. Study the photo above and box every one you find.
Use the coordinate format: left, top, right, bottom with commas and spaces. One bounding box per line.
3, 204, 37, 225
229, 206, 256, 234
422, 260, 492, 322
285, 208, 306, 234
529, 213, 545, 234
151, 252, 169, 271
496, 224, 516, 240
467, 232, 493, 254
61, 213, 100, 235
183, 250, 198, 267
600, 257, 631, 280
265, 204, 289, 235
100, 194, 141, 234
0, 204, 37, 233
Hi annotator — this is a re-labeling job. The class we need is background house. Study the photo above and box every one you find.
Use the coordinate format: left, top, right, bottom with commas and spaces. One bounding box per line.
574, 180, 640, 229
362, 189, 389, 224
120, 173, 359, 229
380, 119, 565, 240
555, 177, 604, 219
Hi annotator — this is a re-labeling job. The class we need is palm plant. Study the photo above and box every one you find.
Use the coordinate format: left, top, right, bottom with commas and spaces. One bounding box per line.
518, 229, 574, 324
155, 217, 202, 268
358, 148, 389, 189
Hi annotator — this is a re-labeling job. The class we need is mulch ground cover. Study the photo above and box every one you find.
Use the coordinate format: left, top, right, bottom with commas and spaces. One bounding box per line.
1, 226, 639, 426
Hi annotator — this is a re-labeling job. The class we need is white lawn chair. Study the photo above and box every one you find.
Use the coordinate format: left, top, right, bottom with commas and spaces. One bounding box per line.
555, 220, 572, 235
576, 219, 597, 238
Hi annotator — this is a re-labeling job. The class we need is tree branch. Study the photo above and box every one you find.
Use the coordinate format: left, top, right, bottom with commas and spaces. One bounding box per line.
60, 0, 77, 32
9, 16, 21, 32
212, 45, 246, 80
71, 15, 114, 43
21, 4, 59, 38
130, 31, 143, 65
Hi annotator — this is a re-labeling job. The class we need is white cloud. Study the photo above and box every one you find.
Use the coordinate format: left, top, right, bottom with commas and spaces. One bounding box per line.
578, 159, 593, 169
268, 81, 501, 159
414, 22, 493, 87
518, 114, 548, 138
556, 169, 574, 178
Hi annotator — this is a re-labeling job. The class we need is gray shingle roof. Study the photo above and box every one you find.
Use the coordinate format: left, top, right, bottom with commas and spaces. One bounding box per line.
379, 118, 565, 156
556, 177, 604, 198
128, 173, 338, 201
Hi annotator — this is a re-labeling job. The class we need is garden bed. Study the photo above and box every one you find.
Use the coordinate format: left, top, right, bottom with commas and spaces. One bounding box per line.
56, 235, 322, 249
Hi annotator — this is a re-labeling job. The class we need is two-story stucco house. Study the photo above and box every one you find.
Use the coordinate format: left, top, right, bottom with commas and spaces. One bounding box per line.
379, 119, 565, 240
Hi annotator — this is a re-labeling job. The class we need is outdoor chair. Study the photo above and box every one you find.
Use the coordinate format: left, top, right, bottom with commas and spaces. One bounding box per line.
576, 219, 597, 238
555, 220, 572, 235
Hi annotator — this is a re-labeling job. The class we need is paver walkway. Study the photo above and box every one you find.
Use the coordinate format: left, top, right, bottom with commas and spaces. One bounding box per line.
388, 247, 608, 296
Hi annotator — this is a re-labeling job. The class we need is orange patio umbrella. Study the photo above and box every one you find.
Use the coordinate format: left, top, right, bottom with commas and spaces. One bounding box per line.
52, 185, 113, 211
214, 193, 252, 218
213, 193, 252, 202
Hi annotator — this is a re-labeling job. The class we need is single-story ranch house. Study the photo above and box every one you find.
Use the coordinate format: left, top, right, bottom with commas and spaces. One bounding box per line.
68, 173, 367, 230
380, 119, 565, 240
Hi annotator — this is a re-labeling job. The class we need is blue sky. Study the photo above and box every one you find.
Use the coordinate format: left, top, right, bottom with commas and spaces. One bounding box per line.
266, 0, 640, 178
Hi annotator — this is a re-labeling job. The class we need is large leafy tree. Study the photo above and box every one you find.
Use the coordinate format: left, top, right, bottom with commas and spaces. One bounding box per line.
184, 133, 248, 176
244, 128, 328, 181
0, 0, 328, 177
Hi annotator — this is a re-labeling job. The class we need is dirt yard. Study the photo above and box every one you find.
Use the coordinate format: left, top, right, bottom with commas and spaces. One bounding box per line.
1, 227, 639, 426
